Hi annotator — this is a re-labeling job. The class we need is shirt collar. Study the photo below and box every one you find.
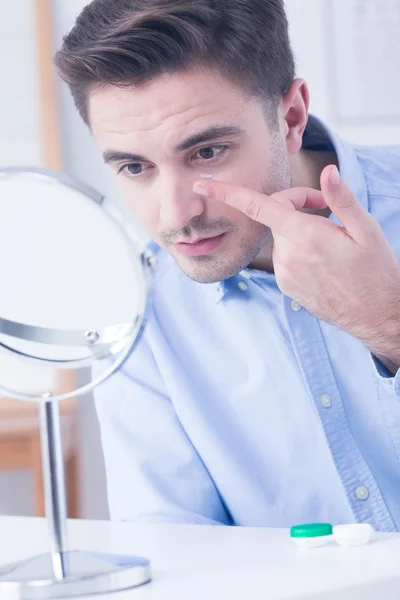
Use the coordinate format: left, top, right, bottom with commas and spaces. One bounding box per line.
304, 114, 369, 215
141, 238, 160, 257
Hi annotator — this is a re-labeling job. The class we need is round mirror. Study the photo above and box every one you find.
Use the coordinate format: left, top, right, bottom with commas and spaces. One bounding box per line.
0, 166, 153, 597
0, 167, 151, 401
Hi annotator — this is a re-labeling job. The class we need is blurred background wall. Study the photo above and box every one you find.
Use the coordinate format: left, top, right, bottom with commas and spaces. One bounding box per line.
0, 0, 398, 520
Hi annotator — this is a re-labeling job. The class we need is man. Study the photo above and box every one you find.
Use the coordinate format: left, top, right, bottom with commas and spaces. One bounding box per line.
55, 0, 400, 530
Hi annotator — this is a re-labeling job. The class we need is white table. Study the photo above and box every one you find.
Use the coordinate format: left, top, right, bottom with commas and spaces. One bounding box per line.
1, 516, 400, 599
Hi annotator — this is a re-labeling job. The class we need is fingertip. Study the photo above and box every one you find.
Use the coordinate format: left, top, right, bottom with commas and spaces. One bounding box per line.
321, 164, 341, 188
192, 183, 210, 197
329, 165, 341, 186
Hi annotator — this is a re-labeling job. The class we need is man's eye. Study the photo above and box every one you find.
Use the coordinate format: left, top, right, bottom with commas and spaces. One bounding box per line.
194, 145, 227, 161
118, 163, 154, 178
119, 163, 143, 176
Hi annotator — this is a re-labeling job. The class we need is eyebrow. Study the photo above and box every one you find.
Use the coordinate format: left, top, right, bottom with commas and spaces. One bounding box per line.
175, 125, 245, 152
102, 125, 245, 165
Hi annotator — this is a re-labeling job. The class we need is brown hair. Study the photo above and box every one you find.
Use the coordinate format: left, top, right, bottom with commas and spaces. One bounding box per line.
55, 0, 295, 126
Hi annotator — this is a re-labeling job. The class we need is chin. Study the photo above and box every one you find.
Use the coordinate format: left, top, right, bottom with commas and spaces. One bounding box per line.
173, 252, 249, 284
168, 225, 269, 283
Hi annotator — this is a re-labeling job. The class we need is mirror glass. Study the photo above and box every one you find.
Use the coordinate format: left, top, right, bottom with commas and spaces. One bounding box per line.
0, 168, 149, 401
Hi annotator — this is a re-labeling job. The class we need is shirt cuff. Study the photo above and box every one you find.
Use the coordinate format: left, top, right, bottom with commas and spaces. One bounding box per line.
370, 353, 400, 399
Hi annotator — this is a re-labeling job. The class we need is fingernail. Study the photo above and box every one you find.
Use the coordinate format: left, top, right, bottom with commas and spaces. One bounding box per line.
329, 165, 341, 185
193, 185, 209, 197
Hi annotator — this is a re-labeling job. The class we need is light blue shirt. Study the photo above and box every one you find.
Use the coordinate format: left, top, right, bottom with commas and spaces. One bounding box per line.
95, 116, 400, 531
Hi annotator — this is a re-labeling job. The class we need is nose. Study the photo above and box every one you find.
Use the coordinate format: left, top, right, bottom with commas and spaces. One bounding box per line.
158, 176, 205, 230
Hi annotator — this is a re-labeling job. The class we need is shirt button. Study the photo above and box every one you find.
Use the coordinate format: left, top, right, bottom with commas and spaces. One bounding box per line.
290, 300, 302, 312
355, 486, 369, 501
320, 394, 332, 408
238, 281, 248, 292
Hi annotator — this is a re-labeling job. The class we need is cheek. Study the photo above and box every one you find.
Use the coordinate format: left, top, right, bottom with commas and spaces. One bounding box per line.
239, 158, 271, 191
117, 181, 160, 233
216, 150, 269, 194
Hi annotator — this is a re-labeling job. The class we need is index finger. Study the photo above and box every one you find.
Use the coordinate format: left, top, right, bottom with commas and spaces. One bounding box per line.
192, 180, 325, 233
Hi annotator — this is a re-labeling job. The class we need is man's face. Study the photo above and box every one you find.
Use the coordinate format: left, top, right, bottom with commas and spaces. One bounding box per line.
89, 67, 292, 283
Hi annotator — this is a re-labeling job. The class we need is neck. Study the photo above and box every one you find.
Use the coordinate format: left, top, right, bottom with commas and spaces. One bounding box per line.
250, 149, 338, 272
292, 149, 338, 190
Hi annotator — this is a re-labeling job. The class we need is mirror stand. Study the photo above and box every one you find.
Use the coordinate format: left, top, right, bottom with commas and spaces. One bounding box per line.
0, 394, 151, 599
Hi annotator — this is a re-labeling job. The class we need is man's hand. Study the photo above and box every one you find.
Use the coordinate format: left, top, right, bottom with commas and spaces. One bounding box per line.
193, 166, 400, 370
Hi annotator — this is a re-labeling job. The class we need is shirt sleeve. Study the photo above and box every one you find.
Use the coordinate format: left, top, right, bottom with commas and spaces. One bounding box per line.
370, 353, 400, 400
93, 335, 231, 526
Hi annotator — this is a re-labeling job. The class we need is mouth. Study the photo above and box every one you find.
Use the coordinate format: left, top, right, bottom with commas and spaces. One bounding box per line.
174, 233, 226, 257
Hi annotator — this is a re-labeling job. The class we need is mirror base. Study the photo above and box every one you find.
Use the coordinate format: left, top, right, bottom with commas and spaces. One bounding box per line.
0, 550, 151, 598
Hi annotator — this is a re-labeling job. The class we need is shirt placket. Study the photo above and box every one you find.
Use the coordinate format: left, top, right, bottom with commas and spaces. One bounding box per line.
283, 295, 395, 531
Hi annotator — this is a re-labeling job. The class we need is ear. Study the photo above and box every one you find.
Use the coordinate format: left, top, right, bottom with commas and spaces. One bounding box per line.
279, 79, 309, 155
